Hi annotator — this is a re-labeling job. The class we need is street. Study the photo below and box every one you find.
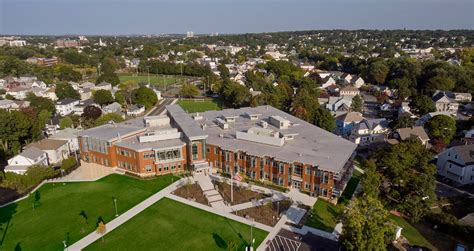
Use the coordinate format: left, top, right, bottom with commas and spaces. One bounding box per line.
147, 98, 176, 116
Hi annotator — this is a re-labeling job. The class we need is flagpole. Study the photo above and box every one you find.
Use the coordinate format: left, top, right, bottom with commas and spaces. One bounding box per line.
231, 173, 233, 203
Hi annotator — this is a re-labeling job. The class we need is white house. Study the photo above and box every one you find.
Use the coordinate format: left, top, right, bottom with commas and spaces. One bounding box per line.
321, 76, 336, 89
432, 91, 459, 114
103, 102, 122, 114
350, 118, 390, 146
5, 147, 48, 174
6, 86, 30, 100
93, 82, 112, 91
395, 126, 430, 146
437, 145, 474, 186
73, 99, 100, 115
126, 104, 145, 116
56, 98, 80, 116
0, 99, 18, 110
351, 76, 365, 88
25, 138, 70, 165
326, 96, 353, 114
50, 128, 82, 152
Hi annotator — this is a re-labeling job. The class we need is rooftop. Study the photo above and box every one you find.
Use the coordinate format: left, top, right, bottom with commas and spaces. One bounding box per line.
25, 138, 68, 150
196, 105, 357, 173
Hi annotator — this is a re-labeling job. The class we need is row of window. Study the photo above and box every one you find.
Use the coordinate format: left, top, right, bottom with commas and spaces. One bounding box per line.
118, 160, 135, 171
117, 148, 135, 158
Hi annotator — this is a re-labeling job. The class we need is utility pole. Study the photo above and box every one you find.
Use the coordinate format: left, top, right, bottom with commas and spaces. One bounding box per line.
147, 66, 150, 86
231, 174, 233, 203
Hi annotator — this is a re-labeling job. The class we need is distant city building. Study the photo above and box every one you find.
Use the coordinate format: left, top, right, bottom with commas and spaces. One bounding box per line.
26, 57, 58, 67
55, 39, 80, 48
186, 31, 194, 38
0, 37, 26, 47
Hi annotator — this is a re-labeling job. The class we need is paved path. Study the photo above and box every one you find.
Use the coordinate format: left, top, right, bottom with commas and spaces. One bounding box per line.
51, 162, 116, 183
68, 179, 184, 250
256, 215, 289, 251
230, 197, 283, 212
147, 98, 177, 116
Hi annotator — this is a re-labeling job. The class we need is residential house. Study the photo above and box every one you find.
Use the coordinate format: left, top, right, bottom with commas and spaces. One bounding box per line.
5, 147, 48, 174
351, 76, 365, 88
432, 91, 459, 114
43, 88, 58, 101
341, 73, 353, 84
326, 96, 353, 115
56, 98, 80, 116
73, 99, 100, 115
395, 126, 430, 146
93, 82, 112, 91
321, 76, 336, 89
6, 85, 30, 99
0, 99, 18, 110
350, 118, 390, 146
126, 105, 145, 116
78, 88, 92, 100
103, 102, 122, 114
437, 144, 474, 186
50, 128, 82, 152
25, 138, 70, 165
45, 114, 61, 135
463, 129, 474, 145
339, 86, 360, 97
336, 112, 364, 136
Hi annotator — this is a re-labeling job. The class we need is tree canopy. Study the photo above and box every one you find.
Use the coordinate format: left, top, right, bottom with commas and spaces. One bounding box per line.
55, 83, 80, 100
179, 83, 200, 97
132, 87, 158, 109
93, 90, 114, 106
425, 115, 456, 144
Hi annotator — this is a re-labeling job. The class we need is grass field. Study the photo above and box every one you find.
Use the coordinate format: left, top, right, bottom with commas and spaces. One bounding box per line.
119, 74, 188, 85
390, 215, 436, 250
0, 174, 175, 251
85, 198, 268, 251
177, 98, 223, 113
305, 199, 341, 232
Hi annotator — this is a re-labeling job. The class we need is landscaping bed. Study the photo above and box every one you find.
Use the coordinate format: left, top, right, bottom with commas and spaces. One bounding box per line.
172, 183, 208, 205
234, 200, 292, 226
213, 180, 268, 205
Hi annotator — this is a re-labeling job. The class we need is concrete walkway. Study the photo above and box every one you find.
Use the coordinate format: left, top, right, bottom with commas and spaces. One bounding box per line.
51, 162, 116, 183
68, 179, 184, 250
256, 215, 289, 251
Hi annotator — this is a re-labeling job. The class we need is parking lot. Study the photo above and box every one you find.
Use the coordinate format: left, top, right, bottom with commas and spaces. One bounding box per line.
266, 229, 341, 251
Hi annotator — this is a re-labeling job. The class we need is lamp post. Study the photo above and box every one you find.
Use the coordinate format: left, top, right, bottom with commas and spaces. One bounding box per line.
113, 197, 118, 217
250, 223, 255, 251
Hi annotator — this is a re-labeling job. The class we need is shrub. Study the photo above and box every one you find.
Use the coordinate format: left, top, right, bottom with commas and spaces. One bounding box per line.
60, 157, 78, 173
1, 165, 59, 193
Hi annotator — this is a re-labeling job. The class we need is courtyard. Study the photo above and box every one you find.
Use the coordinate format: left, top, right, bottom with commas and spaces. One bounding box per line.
177, 98, 223, 113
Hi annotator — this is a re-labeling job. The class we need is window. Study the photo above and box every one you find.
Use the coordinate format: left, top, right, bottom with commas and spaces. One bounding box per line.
214, 147, 218, 155
144, 151, 154, 159
192, 144, 198, 160
294, 165, 303, 176
145, 165, 152, 172
206, 147, 210, 153
306, 167, 311, 175
305, 183, 311, 190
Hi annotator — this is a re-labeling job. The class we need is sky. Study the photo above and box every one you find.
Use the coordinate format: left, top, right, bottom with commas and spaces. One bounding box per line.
1, 0, 473, 35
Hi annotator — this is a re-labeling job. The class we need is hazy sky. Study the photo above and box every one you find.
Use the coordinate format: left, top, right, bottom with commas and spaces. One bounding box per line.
1, 0, 473, 35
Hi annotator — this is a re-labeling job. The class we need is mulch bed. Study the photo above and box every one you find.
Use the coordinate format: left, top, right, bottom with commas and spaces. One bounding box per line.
173, 183, 209, 206
234, 200, 292, 226
213, 181, 268, 205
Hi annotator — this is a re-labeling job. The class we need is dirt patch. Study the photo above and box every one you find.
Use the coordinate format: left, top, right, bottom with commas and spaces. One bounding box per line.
412, 221, 466, 251
213, 181, 268, 205
234, 200, 292, 226
173, 183, 208, 206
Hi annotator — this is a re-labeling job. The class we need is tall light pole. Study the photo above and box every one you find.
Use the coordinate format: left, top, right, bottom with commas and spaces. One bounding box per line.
250, 224, 255, 251
113, 197, 118, 217
231, 174, 234, 203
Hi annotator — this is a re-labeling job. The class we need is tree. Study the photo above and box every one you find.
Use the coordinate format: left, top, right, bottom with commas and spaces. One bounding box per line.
95, 113, 124, 126
93, 90, 114, 106
377, 140, 436, 221
179, 83, 200, 97
222, 81, 251, 108
426, 75, 455, 92
132, 87, 158, 109
25, 93, 56, 114
410, 95, 436, 115
365, 60, 389, 85
360, 160, 381, 198
391, 116, 415, 129
314, 107, 336, 132
56, 65, 82, 82
59, 117, 73, 129
97, 72, 120, 86
79, 210, 88, 234
96, 221, 106, 242
82, 105, 102, 121
55, 83, 80, 100
114, 91, 126, 106
351, 95, 363, 112
217, 64, 230, 80
340, 196, 395, 251
425, 115, 456, 143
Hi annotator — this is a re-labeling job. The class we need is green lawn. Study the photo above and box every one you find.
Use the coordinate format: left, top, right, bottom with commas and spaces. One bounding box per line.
305, 199, 341, 232
0, 174, 176, 251
338, 171, 361, 205
389, 215, 435, 250
119, 74, 187, 86
178, 98, 223, 113
85, 198, 268, 251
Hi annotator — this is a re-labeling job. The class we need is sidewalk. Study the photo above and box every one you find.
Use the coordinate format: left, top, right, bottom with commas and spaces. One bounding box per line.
68, 179, 184, 250
194, 173, 230, 212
